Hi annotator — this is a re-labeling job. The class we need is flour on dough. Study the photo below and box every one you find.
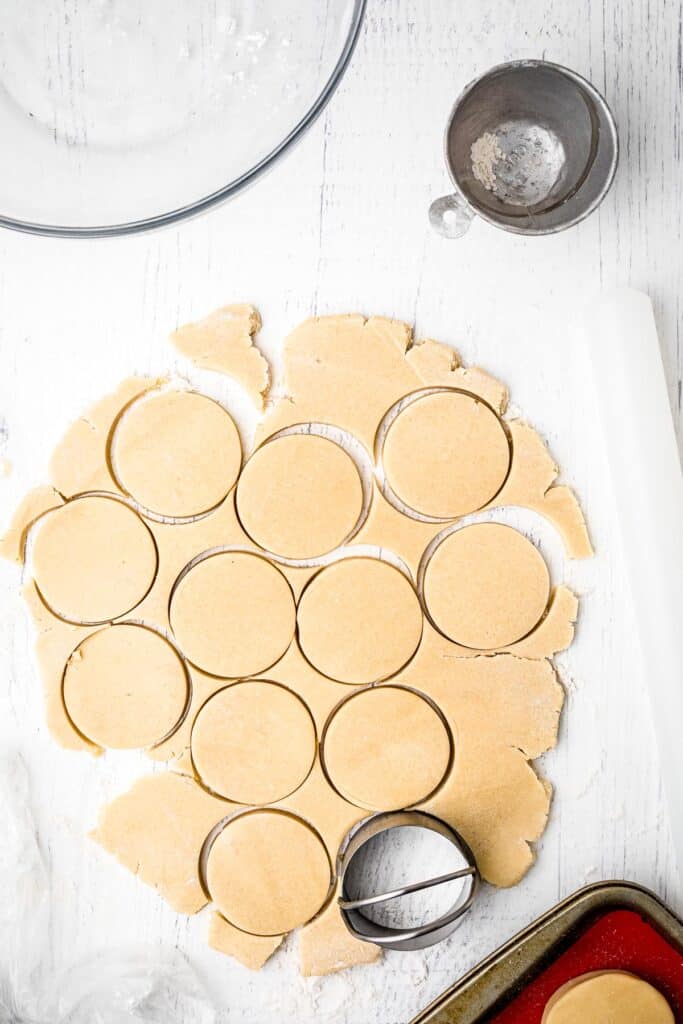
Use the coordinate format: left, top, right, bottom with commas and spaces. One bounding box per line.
171, 304, 270, 410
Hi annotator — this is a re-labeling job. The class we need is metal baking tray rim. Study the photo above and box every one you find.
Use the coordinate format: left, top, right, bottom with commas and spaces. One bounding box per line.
410, 880, 683, 1024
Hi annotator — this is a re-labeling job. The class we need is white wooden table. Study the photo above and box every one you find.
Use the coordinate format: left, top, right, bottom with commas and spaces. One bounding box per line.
0, 2, 681, 1021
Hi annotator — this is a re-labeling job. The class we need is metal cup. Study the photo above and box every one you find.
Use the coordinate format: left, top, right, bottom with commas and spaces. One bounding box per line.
429, 59, 618, 238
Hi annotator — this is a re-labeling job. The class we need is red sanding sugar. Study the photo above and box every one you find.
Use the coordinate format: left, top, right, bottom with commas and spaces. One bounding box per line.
491, 909, 683, 1022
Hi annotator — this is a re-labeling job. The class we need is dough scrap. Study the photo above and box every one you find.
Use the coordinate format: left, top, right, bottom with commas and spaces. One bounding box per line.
208, 913, 283, 971
205, 810, 332, 936
91, 772, 227, 914
32, 495, 157, 624
63, 624, 188, 749
236, 433, 364, 558
297, 556, 423, 684
111, 389, 242, 517
322, 686, 452, 810
381, 390, 511, 518
170, 551, 296, 678
495, 420, 593, 558
171, 304, 270, 410
542, 971, 675, 1024
299, 883, 381, 976
405, 339, 509, 412
398, 638, 563, 886
191, 681, 316, 804
424, 523, 550, 649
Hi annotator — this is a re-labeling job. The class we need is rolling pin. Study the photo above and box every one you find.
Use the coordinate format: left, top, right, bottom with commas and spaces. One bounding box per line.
582, 288, 683, 882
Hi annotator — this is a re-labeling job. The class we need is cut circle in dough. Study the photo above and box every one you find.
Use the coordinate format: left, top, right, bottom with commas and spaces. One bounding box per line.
236, 433, 364, 559
205, 810, 332, 936
542, 971, 675, 1024
321, 686, 452, 810
424, 522, 550, 649
191, 681, 316, 804
32, 495, 157, 624
297, 557, 423, 684
381, 390, 510, 518
170, 551, 296, 678
111, 390, 241, 517
63, 623, 188, 749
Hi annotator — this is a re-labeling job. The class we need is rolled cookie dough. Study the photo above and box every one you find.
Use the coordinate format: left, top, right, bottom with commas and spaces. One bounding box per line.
382, 390, 510, 518
111, 390, 241, 517
236, 433, 364, 559
322, 686, 452, 810
208, 912, 283, 971
205, 810, 332, 935
170, 551, 296, 678
32, 495, 157, 624
63, 624, 188, 749
297, 557, 423, 684
424, 523, 550, 649
191, 681, 316, 804
2, 307, 592, 977
91, 771, 227, 915
171, 305, 270, 410
542, 971, 675, 1024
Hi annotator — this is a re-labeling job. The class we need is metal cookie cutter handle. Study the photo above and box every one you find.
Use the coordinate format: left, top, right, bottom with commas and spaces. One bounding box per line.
337, 811, 480, 952
428, 194, 475, 239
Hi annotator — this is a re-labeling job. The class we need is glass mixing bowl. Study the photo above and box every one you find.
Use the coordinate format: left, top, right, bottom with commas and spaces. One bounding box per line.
0, 0, 365, 236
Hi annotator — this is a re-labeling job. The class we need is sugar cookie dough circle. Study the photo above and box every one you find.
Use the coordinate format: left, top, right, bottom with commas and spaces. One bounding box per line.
322, 686, 452, 810
63, 624, 188, 749
382, 391, 510, 518
32, 495, 157, 623
191, 681, 316, 803
424, 523, 550, 649
112, 390, 241, 517
236, 433, 364, 559
542, 971, 675, 1024
170, 552, 295, 677
205, 810, 331, 935
297, 557, 423, 684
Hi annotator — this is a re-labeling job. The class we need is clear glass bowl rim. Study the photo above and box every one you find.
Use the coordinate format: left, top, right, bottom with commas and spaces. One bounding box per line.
0, 0, 367, 239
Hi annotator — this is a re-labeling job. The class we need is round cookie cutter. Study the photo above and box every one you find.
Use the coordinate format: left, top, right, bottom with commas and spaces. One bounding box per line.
337, 811, 479, 951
